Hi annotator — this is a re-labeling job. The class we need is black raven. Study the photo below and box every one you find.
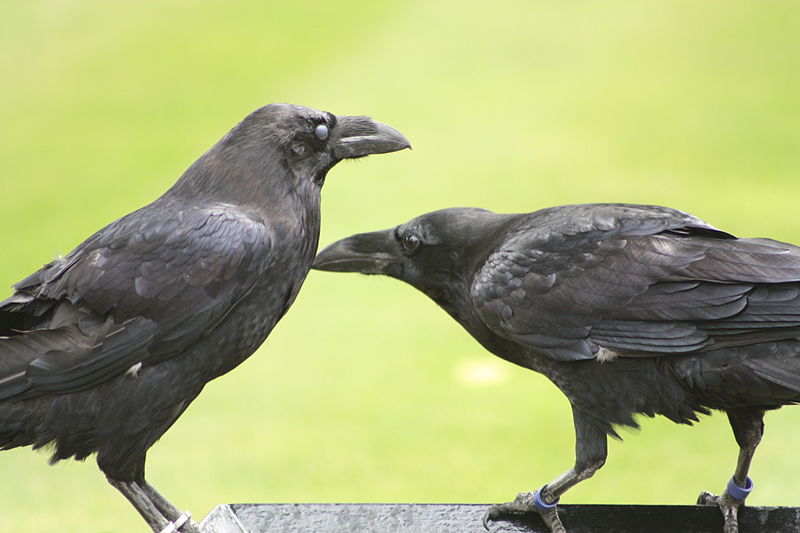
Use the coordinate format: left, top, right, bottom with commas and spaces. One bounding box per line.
0, 103, 409, 533
313, 203, 800, 533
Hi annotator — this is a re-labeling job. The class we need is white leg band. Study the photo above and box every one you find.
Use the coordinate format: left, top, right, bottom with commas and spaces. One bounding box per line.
159, 511, 192, 533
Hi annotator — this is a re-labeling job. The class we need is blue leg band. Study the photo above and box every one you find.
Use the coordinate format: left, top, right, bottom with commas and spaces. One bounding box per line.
533, 484, 560, 510
726, 476, 754, 501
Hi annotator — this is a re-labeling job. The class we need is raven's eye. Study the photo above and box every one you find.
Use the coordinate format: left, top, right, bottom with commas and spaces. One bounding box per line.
314, 124, 329, 141
401, 234, 421, 252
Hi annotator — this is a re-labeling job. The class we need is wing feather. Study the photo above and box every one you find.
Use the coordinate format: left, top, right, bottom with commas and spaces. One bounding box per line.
0, 203, 272, 398
472, 204, 800, 362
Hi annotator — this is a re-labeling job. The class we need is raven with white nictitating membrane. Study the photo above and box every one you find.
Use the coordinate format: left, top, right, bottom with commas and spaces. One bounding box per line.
0, 103, 409, 532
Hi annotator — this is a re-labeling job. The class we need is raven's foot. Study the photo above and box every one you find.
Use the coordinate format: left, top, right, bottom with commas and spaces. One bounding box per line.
483, 491, 566, 533
697, 491, 743, 533
697, 477, 753, 533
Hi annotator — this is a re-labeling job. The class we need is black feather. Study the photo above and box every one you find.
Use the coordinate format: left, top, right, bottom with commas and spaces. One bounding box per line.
0, 103, 408, 530
313, 202, 800, 515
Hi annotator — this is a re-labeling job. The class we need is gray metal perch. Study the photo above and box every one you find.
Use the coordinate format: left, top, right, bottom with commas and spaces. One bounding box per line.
198, 503, 800, 533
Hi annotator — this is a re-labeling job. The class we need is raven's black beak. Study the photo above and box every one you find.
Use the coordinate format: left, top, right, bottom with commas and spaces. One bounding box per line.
331, 116, 411, 159
313, 229, 399, 275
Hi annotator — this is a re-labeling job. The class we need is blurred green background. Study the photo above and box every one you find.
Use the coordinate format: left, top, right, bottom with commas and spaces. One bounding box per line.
1, 1, 799, 531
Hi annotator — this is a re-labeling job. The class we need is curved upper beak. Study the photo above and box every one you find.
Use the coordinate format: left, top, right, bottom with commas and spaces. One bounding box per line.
313, 228, 399, 275
331, 116, 411, 159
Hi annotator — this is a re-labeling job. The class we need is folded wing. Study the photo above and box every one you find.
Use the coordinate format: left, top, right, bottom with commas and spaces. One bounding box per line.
0, 204, 272, 399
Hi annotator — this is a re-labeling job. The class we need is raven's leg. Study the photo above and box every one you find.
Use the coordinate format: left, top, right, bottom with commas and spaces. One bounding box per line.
107, 477, 171, 533
697, 408, 764, 533
107, 477, 199, 533
484, 408, 607, 533
140, 480, 201, 533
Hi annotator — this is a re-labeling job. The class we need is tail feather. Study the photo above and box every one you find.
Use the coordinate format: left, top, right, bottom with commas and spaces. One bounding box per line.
0, 300, 102, 451
744, 352, 800, 394
676, 340, 800, 407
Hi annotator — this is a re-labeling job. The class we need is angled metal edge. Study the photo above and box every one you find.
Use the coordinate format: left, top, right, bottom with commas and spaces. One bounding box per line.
200, 504, 249, 533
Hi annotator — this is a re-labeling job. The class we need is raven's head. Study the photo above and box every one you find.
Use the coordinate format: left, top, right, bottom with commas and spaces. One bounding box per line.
313, 208, 514, 302
173, 103, 410, 202
224, 103, 409, 182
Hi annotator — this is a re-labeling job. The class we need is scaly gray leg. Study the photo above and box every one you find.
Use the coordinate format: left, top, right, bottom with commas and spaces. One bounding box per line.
697, 408, 763, 533
108, 477, 171, 533
140, 480, 200, 533
484, 408, 607, 533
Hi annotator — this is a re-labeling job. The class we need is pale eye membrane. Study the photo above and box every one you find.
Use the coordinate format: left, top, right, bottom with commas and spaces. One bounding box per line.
314, 124, 329, 141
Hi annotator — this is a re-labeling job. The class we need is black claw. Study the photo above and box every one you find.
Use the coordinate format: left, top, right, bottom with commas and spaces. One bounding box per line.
697, 490, 743, 533
697, 491, 719, 506
482, 509, 496, 532
482, 501, 528, 531
483, 495, 568, 533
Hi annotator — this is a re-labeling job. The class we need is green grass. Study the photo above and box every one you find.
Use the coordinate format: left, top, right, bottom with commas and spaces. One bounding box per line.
1, 1, 800, 531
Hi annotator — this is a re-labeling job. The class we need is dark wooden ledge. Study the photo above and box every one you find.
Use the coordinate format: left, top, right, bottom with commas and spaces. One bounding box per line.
198, 503, 800, 532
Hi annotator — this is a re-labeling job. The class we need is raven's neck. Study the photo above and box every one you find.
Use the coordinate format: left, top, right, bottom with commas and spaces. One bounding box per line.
428, 284, 533, 371
164, 144, 313, 215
